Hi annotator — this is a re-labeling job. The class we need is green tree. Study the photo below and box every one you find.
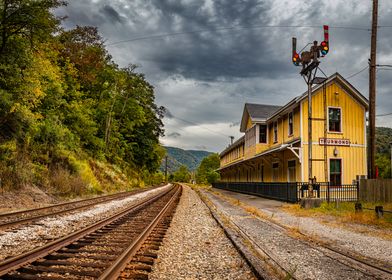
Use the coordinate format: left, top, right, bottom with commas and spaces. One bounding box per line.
375, 154, 391, 179
172, 165, 191, 183
196, 153, 220, 184
0, 1, 167, 192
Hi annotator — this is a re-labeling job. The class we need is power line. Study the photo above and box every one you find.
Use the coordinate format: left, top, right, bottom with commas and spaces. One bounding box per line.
346, 66, 368, 79
167, 115, 231, 138
376, 112, 392, 117
106, 24, 371, 46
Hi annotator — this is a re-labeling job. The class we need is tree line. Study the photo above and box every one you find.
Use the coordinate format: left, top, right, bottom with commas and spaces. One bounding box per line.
0, 1, 165, 193
170, 153, 220, 184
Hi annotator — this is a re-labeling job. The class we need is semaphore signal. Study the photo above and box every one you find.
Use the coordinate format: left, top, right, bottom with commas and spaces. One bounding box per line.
292, 25, 330, 69
291, 25, 330, 198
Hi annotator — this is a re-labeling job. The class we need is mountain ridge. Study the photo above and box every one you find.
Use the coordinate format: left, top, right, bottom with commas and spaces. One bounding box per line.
160, 146, 212, 173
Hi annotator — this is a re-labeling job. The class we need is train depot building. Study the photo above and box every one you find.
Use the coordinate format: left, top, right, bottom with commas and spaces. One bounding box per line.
218, 73, 368, 186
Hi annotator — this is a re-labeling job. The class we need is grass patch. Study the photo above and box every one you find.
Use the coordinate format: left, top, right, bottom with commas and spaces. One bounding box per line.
283, 201, 392, 229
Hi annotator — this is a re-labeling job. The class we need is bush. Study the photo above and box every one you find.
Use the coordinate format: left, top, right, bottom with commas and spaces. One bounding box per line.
49, 167, 87, 196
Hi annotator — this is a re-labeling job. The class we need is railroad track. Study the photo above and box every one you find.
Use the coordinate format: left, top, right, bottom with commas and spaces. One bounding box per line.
0, 185, 162, 230
0, 184, 182, 279
202, 190, 392, 280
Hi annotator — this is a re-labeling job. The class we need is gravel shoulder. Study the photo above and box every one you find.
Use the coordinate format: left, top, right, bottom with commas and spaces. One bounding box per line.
149, 185, 256, 280
212, 188, 392, 265
0, 184, 171, 261
202, 188, 391, 280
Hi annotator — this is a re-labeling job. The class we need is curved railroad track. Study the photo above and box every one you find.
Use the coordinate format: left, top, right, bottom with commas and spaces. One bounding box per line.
0, 184, 181, 279
231, 215, 391, 280
202, 190, 392, 280
0, 185, 162, 230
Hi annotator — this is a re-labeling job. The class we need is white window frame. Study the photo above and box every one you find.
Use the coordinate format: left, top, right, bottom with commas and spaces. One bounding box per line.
273, 121, 278, 143
288, 111, 294, 137
258, 124, 268, 144
327, 106, 343, 133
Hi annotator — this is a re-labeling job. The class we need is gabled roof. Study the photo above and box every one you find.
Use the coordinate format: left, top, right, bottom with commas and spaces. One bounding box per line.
239, 72, 368, 133
240, 103, 281, 132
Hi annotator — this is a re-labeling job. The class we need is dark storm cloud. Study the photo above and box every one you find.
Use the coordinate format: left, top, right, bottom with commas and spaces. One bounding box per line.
99, 5, 124, 24
56, 0, 392, 151
137, 0, 285, 81
168, 132, 181, 138
164, 108, 174, 119
230, 122, 240, 128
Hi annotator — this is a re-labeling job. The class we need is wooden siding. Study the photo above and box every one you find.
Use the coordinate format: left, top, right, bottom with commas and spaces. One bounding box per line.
219, 77, 367, 185
359, 179, 392, 203
301, 82, 367, 184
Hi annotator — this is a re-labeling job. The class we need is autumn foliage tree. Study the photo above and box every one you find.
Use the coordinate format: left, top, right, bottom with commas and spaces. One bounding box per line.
0, 0, 165, 192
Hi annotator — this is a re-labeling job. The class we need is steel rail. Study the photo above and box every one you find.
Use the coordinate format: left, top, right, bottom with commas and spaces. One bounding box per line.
0, 185, 162, 218
98, 185, 182, 279
0, 185, 173, 277
0, 185, 162, 230
205, 190, 392, 279
0, 192, 130, 218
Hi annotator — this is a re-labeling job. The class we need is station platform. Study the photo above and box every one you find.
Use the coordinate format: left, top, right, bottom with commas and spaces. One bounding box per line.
211, 187, 285, 214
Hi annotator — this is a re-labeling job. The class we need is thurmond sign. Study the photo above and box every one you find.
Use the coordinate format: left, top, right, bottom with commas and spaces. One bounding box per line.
319, 138, 350, 146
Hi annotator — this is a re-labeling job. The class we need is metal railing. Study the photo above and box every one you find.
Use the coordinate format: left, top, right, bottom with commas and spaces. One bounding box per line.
212, 182, 299, 203
212, 181, 359, 203
297, 182, 359, 202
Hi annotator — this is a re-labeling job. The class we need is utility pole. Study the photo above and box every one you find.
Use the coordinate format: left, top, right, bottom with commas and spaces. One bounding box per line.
292, 26, 329, 197
164, 156, 168, 183
368, 0, 378, 179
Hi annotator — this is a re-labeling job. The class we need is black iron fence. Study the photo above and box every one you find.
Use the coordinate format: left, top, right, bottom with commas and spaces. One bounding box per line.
297, 182, 359, 202
212, 182, 299, 203
212, 181, 359, 203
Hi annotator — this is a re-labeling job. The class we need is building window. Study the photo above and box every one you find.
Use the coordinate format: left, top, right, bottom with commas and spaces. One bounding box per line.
272, 162, 279, 181
330, 159, 342, 186
288, 160, 296, 182
288, 112, 293, 136
273, 121, 278, 143
259, 124, 267, 143
329, 108, 341, 132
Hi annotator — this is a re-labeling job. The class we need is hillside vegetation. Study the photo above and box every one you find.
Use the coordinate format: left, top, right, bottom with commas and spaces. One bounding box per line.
375, 127, 392, 178
0, 1, 165, 195
160, 146, 212, 173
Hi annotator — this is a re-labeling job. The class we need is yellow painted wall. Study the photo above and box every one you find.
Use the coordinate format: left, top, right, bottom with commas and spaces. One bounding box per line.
222, 106, 302, 168
219, 79, 367, 184
220, 148, 302, 183
301, 82, 367, 184
246, 116, 253, 130
220, 143, 245, 167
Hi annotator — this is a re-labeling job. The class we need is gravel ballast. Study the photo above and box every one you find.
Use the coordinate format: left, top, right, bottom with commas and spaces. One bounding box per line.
202, 190, 390, 280
149, 185, 256, 280
212, 188, 392, 265
0, 184, 171, 261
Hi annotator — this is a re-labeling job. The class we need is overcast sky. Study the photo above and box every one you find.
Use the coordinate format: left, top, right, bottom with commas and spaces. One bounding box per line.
56, 0, 392, 152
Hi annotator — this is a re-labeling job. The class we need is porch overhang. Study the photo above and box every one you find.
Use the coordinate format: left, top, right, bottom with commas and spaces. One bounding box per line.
218, 138, 301, 171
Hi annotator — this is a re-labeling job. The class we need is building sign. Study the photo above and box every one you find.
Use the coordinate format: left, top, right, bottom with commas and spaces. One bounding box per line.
319, 138, 350, 146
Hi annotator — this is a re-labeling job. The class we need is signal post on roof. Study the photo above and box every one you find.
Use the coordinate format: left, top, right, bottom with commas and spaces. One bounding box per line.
292, 25, 329, 198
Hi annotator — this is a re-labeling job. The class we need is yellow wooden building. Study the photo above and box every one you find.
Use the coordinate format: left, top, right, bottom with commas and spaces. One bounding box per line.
219, 73, 368, 185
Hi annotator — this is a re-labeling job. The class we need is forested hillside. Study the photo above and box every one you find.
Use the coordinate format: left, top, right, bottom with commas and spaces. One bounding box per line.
0, 1, 165, 194
160, 147, 211, 173
375, 127, 392, 178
